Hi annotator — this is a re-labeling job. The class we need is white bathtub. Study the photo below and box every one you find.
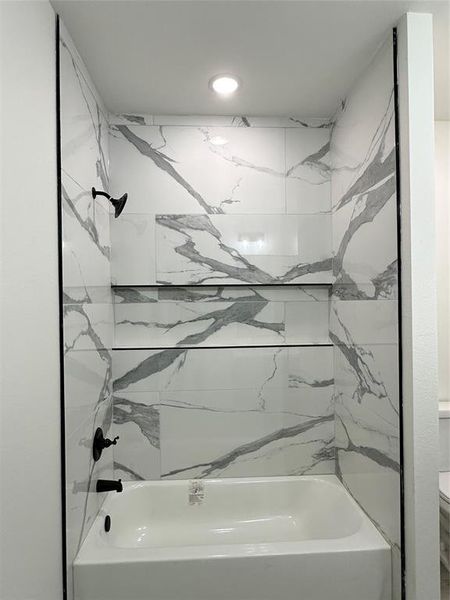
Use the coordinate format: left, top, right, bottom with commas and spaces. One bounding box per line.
74, 475, 391, 600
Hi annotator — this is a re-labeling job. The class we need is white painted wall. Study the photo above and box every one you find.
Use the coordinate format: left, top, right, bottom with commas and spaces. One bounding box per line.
435, 121, 450, 402
0, 2, 62, 599
397, 12, 440, 600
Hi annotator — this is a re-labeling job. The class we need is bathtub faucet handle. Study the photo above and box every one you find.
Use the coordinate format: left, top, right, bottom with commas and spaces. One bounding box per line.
104, 435, 119, 448
93, 428, 120, 462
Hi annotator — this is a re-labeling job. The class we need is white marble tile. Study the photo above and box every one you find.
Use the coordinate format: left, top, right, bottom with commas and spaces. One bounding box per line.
286, 127, 331, 214
111, 213, 155, 285
112, 392, 160, 480
122, 115, 332, 129
333, 192, 397, 287
110, 125, 285, 215
331, 39, 397, 289
215, 214, 298, 256
113, 286, 159, 304
285, 300, 330, 344
158, 385, 334, 479
62, 174, 111, 297
65, 399, 113, 593
153, 115, 241, 127
330, 36, 400, 566
155, 214, 332, 285
288, 347, 334, 391
330, 299, 398, 345
333, 338, 400, 541
114, 300, 286, 348
109, 113, 154, 126
114, 347, 288, 394
113, 344, 335, 480
113, 285, 331, 348
94, 201, 112, 253
336, 437, 401, 547
64, 301, 113, 351
60, 23, 113, 598
297, 213, 332, 263
64, 350, 111, 439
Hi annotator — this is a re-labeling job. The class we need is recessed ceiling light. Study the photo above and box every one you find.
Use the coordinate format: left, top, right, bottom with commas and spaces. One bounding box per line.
209, 74, 240, 96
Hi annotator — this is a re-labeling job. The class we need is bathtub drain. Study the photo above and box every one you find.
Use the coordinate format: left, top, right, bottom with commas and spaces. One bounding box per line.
104, 515, 111, 532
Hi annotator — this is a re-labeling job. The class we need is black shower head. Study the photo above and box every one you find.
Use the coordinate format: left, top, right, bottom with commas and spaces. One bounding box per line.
110, 193, 128, 218
91, 188, 128, 219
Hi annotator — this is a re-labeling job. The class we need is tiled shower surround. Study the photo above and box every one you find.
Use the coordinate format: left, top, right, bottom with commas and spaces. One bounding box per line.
330, 36, 401, 595
59, 23, 113, 599
59, 17, 401, 598
109, 115, 333, 285
108, 114, 336, 481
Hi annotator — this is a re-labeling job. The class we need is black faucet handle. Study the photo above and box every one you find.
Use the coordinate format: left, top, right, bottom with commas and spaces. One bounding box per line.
104, 435, 119, 448
93, 428, 120, 461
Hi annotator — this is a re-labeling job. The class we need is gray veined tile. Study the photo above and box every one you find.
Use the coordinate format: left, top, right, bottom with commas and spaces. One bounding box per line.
60, 22, 113, 597
332, 261, 398, 301
60, 26, 109, 192
288, 347, 334, 392
109, 124, 285, 215
112, 392, 161, 480
155, 213, 332, 285
113, 347, 289, 394
286, 127, 331, 215
112, 115, 333, 129
110, 113, 154, 126
62, 175, 111, 293
336, 437, 401, 547
94, 203, 112, 255
330, 299, 398, 345
114, 300, 286, 348
64, 301, 113, 354
330, 36, 400, 557
333, 189, 397, 287
113, 287, 159, 304
64, 348, 112, 438
158, 385, 334, 479
65, 396, 113, 572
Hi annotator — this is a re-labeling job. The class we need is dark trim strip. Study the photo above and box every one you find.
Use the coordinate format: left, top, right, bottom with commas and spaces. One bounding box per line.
393, 27, 406, 600
111, 283, 333, 289
114, 343, 333, 351
55, 16, 67, 600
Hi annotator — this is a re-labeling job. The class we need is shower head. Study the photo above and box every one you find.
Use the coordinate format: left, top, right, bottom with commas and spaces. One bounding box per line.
91, 187, 128, 218
110, 193, 128, 218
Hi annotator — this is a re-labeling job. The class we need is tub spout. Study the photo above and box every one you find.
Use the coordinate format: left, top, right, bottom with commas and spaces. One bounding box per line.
96, 479, 123, 493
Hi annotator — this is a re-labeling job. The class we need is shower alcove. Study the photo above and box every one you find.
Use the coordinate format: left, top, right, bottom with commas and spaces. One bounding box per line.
58, 15, 402, 600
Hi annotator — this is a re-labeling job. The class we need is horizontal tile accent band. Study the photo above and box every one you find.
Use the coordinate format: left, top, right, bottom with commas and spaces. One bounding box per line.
113, 343, 334, 351
111, 283, 333, 289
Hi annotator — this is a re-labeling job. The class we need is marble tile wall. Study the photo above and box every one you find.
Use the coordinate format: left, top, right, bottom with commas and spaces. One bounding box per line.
109, 116, 333, 285
109, 115, 335, 480
330, 33, 401, 597
113, 285, 330, 348
59, 23, 113, 599
112, 345, 335, 480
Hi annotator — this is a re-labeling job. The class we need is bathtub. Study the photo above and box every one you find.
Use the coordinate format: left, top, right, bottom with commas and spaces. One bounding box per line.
74, 475, 391, 600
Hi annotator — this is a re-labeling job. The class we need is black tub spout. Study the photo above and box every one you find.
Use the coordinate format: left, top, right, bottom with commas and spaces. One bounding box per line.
96, 479, 123, 493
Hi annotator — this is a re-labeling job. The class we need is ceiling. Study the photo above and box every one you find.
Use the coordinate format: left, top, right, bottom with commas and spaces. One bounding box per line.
51, 0, 449, 119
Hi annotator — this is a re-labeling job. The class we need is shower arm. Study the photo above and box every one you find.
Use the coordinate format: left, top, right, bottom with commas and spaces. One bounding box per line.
91, 187, 128, 218
92, 189, 111, 200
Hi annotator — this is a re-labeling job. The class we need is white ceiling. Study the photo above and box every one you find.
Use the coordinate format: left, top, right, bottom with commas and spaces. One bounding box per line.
51, 0, 449, 119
